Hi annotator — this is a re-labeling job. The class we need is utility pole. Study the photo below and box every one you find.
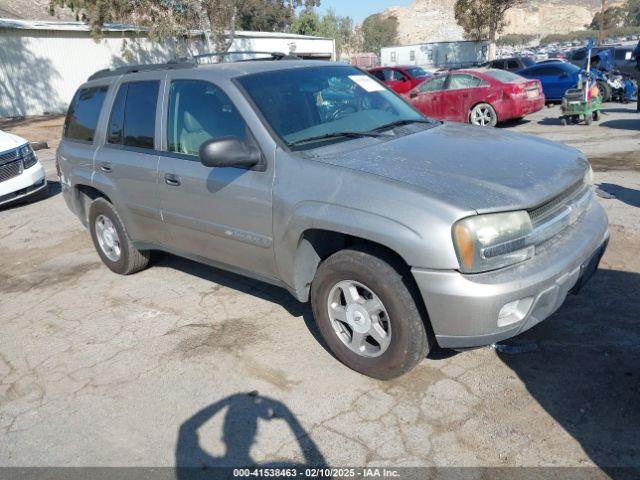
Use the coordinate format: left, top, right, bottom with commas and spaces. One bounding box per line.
598, 0, 606, 45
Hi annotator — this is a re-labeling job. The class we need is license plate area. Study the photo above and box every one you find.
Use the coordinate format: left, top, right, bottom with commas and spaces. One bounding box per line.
570, 239, 608, 294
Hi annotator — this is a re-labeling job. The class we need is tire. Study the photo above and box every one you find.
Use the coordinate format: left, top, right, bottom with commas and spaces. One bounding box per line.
560, 116, 568, 126
469, 103, 498, 127
88, 197, 150, 275
597, 80, 611, 102
593, 110, 600, 121
585, 114, 593, 125
310, 246, 430, 380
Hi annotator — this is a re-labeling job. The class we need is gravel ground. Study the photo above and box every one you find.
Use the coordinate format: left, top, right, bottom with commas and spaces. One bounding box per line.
0, 104, 638, 475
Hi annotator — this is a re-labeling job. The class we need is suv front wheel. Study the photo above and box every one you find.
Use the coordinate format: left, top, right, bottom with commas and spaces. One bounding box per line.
89, 198, 150, 275
311, 246, 430, 379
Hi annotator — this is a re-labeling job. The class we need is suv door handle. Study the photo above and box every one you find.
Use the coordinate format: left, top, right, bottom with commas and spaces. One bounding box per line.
164, 173, 181, 186
99, 162, 112, 173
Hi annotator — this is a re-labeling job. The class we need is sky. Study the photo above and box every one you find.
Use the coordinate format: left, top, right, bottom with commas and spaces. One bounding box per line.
316, 0, 414, 24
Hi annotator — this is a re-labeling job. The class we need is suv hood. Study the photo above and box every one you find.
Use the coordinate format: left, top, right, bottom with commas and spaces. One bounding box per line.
312, 123, 589, 214
0, 130, 27, 153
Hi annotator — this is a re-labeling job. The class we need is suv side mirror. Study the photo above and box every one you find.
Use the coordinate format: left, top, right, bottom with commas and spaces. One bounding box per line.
199, 137, 261, 169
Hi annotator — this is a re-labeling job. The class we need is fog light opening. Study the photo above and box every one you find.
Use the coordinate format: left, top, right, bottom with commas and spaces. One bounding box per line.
497, 297, 534, 328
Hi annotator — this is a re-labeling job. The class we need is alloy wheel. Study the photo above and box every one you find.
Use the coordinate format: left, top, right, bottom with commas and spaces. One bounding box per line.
95, 214, 121, 262
326, 280, 392, 358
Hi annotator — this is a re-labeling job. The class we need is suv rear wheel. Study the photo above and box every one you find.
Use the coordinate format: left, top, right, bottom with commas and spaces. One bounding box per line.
310, 246, 430, 379
89, 198, 150, 275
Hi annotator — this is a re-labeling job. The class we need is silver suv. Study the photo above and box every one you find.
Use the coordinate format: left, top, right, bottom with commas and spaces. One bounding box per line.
57, 59, 609, 379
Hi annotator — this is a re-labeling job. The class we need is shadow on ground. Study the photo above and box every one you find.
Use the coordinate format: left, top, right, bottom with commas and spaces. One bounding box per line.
537, 116, 564, 126
154, 252, 456, 363
598, 183, 640, 208
151, 257, 639, 475
498, 269, 640, 476
175, 392, 326, 479
599, 106, 639, 114
153, 253, 332, 358
497, 118, 531, 128
599, 119, 640, 130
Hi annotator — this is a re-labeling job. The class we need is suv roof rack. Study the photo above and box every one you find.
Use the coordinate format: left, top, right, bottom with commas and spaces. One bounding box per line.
87, 61, 195, 81
192, 51, 300, 63
87, 51, 300, 81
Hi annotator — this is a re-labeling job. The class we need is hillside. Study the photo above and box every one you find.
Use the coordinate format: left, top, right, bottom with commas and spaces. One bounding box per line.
0, 0, 76, 20
383, 0, 617, 45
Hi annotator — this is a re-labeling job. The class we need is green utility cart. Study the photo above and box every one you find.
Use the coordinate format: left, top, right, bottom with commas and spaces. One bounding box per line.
560, 88, 602, 126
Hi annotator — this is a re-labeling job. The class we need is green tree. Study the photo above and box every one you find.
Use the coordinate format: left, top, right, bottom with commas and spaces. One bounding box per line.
237, 0, 321, 32
317, 8, 354, 57
291, 8, 321, 35
589, 6, 627, 30
626, 0, 640, 26
49, 0, 320, 52
454, 0, 524, 45
361, 13, 398, 56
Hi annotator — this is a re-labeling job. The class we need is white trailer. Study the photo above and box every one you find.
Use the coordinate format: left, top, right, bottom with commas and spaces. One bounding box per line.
381, 41, 489, 70
0, 18, 335, 117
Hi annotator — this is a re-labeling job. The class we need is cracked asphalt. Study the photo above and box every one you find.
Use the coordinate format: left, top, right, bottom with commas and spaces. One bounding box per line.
0, 106, 639, 472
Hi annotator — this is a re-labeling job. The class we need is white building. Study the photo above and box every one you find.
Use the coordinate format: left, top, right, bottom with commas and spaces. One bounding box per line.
381, 41, 490, 70
0, 18, 335, 118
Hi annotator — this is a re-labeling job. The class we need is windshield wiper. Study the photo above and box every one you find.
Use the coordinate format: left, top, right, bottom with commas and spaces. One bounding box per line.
287, 131, 386, 148
370, 118, 435, 132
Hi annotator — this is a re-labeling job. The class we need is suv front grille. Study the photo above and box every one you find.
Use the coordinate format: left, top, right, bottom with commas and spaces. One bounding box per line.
0, 149, 19, 163
0, 159, 22, 182
529, 180, 585, 225
528, 181, 592, 247
0, 146, 33, 183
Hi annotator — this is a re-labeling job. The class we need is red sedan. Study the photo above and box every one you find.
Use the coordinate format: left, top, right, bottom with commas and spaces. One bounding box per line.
368, 65, 431, 94
404, 69, 545, 127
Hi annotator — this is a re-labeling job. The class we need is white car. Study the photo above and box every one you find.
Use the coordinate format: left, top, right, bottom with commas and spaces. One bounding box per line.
0, 130, 47, 207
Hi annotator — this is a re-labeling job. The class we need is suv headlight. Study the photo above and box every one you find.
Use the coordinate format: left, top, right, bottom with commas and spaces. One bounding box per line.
452, 211, 534, 273
584, 165, 594, 185
19, 144, 38, 169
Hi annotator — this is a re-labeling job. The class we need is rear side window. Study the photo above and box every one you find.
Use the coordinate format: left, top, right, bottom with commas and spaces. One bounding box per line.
448, 74, 485, 89
64, 86, 108, 142
420, 75, 447, 92
108, 81, 159, 149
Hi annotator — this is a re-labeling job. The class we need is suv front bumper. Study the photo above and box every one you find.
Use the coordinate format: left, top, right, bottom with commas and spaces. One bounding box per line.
0, 163, 47, 207
412, 198, 609, 349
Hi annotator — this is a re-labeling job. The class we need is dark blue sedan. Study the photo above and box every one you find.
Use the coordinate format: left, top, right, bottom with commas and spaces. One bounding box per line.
516, 62, 581, 101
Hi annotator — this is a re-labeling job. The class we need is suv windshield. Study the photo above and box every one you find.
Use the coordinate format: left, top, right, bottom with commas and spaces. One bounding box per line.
238, 65, 427, 150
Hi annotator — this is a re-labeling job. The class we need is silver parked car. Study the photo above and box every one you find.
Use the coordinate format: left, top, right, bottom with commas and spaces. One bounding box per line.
57, 58, 609, 379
